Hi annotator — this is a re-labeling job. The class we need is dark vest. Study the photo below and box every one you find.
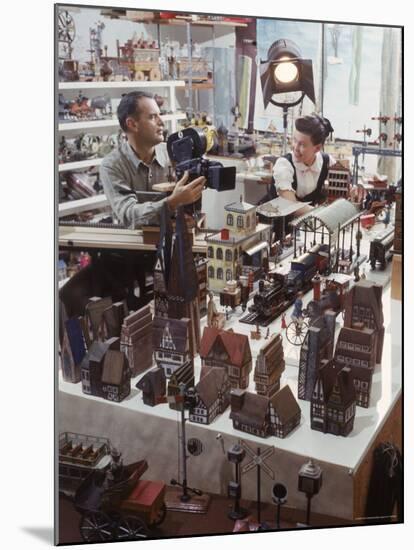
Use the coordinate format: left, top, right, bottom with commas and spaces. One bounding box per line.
269, 152, 330, 205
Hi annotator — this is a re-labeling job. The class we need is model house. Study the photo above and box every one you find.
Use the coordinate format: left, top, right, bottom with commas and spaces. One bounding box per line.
311, 359, 356, 436
153, 317, 193, 379
101, 349, 131, 402
254, 333, 285, 397
326, 160, 351, 203
199, 326, 252, 389
136, 367, 166, 407
343, 281, 384, 363
120, 304, 153, 377
189, 367, 231, 425
229, 385, 301, 439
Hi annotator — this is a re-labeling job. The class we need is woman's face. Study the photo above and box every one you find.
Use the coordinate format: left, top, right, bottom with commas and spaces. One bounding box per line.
292, 130, 321, 166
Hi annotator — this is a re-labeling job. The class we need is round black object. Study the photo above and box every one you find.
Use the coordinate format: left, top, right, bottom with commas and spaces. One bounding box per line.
272, 483, 288, 504
267, 39, 302, 62
167, 127, 207, 162
187, 438, 203, 456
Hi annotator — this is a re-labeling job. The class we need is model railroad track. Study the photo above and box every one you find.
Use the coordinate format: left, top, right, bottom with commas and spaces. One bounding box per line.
60, 220, 128, 229
239, 311, 277, 327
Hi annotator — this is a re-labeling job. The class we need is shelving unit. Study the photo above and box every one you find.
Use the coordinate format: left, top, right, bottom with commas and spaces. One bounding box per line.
58, 158, 103, 173
58, 112, 186, 133
58, 194, 109, 217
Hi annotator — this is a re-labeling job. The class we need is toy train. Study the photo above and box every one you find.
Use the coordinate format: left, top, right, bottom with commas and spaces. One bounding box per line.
369, 227, 394, 270
241, 243, 331, 326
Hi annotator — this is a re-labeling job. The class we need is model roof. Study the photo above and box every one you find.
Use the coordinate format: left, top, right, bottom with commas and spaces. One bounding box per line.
317, 360, 355, 406
344, 280, 384, 329
101, 350, 128, 385
153, 317, 190, 353
230, 391, 269, 429
196, 367, 229, 408
336, 326, 376, 346
270, 385, 301, 424
136, 367, 166, 395
224, 199, 256, 214
200, 327, 251, 368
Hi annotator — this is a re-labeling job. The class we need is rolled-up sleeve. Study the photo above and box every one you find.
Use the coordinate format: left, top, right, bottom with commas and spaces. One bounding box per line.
100, 161, 168, 228
273, 157, 295, 193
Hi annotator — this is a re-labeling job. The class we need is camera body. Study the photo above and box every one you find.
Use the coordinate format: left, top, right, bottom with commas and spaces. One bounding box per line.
167, 127, 236, 212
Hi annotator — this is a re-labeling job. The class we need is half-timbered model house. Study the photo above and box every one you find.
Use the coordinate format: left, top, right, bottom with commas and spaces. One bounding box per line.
167, 361, 195, 411
153, 207, 201, 357
153, 317, 193, 379
254, 333, 285, 398
311, 359, 356, 436
85, 296, 113, 342
120, 304, 153, 376
80, 337, 120, 396
199, 326, 252, 389
101, 349, 131, 402
326, 160, 351, 203
136, 367, 166, 407
229, 385, 301, 439
298, 311, 336, 401
206, 198, 271, 292
344, 280, 384, 364
334, 326, 377, 408
189, 366, 231, 425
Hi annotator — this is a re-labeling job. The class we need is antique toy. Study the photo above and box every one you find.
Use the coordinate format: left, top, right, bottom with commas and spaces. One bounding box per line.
59, 432, 112, 496
297, 459, 323, 526
369, 226, 394, 270
227, 444, 248, 520
272, 483, 288, 529
241, 274, 293, 327
200, 327, 252, 390
207, 291, 225, 329
136, 367, 166, 407
334, 326, 376, 408
229, 385, 301, 438
85, 296, 113, 342
310, 359, 356, 436
254, 333, 285, 397
297, 311, 336, 401
101, 349, 131, 402
61, 316, 86, 383
74, 456, 166, 542
189, 366, 231, 425
206, 197, 271, 292
195, 255, 208, 317
167, 361, 195, 411
343, 280, 384, 363
120, 304, 153, 377
326, 160, 351, 203
152, 317, 193, 380
154, 206, 200, 356
219, 279, 244, 317
102, 300, 128, 338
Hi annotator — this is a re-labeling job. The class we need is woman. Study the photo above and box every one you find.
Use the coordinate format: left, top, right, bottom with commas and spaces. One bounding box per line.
272, 114, 335, 214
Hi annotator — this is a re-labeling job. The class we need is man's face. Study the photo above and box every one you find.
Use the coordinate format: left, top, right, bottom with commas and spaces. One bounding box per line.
127, 97, 164, 146
292, 130, 321, 166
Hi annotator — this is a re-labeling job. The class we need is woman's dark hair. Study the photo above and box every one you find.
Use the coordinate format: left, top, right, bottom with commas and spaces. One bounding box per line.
295, 114, 334, 145
117, 91, 155, 132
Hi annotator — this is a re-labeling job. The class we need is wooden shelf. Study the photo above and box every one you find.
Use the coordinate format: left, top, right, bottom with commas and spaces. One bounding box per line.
58, 113, 186, 132
177, 82, 215, 90
58, 158, 103, 172
58, 80, 186, 90
58, 194, 109, 217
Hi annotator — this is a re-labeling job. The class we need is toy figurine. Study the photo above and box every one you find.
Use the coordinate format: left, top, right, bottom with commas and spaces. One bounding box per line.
291, 292, 304, 324
207, 291, 225, 329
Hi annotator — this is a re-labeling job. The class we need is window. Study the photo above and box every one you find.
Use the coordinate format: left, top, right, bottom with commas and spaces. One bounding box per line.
208, 266, 214, 279
207, 246, 214, 258
353, 358, 361, 367
237, 215, 244, 228
361, 360, 368, 367
216, 248, 223, 260
361, 381, 368, 390
354, 344, 361, 352
217, 268, 223, 280
354, 379, 361, 388
227, 214, 234, 226
225, 249, 232, 261
362, 345, 369, 352
226, 269, 232, 281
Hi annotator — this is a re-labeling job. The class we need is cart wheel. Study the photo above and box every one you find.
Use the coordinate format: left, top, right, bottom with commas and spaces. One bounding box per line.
116, 515, 149, 540
135, 71, 145, 81
79, 511, 114, 542
286, 320, 309, 346
149, 67, 161, 81
152, 503, 167, 526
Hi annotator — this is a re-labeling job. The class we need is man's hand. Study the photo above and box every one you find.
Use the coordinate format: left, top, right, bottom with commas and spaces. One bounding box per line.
166, 171, 206, 211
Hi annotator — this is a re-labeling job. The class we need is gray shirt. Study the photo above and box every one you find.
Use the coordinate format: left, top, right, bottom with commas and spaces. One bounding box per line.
100, 140, 172, 228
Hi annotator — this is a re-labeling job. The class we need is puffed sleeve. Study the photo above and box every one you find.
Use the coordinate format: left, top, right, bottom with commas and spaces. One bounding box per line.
272, 157, 295, 192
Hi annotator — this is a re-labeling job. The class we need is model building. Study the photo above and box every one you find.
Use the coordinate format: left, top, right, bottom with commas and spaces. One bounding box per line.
101, 349, 131, 402
153, 316, 193, 379
136, 367, 166, 407
120, 304, 153, 377
154, 207, 200, 356
206, 197, 271, 292
254, 333, 285, 397
229, 385, 301, 438
334, 326, 376, 408
85, 296, 113, 342
195, 255, 209, 318
102, 300, 128, 338
326, 160, 351, 203
61, 317, 86, 383
298, 311, 336, 401
189, 366, 231, 425
311, 359, 356, 436
167, 361, 195, 411
343, 281, 384, 363
199, 326, 252, 389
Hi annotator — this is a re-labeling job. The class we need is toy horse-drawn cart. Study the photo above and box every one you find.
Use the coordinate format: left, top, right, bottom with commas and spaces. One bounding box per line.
75, 459, 167, 542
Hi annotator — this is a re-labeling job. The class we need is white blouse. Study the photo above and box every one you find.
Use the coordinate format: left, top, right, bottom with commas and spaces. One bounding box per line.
272, 152, 335, 199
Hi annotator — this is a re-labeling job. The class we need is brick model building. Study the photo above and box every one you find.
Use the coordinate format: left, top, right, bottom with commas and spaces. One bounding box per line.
254, 333, 285, 397
311, 359, 356, 436
199, 326, 252, 389
326, 160, 351, 203
334, 326, 377, 408
343, 281, 384, 364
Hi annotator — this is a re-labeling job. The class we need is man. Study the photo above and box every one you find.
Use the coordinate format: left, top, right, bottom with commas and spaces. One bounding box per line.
100, 91, 205, 227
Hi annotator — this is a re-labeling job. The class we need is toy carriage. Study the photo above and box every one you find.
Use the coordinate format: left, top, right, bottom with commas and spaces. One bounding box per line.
74, 458, 167, 542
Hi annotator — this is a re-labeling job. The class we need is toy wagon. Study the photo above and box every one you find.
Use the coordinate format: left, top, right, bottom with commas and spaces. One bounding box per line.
74, 458, 167, 542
